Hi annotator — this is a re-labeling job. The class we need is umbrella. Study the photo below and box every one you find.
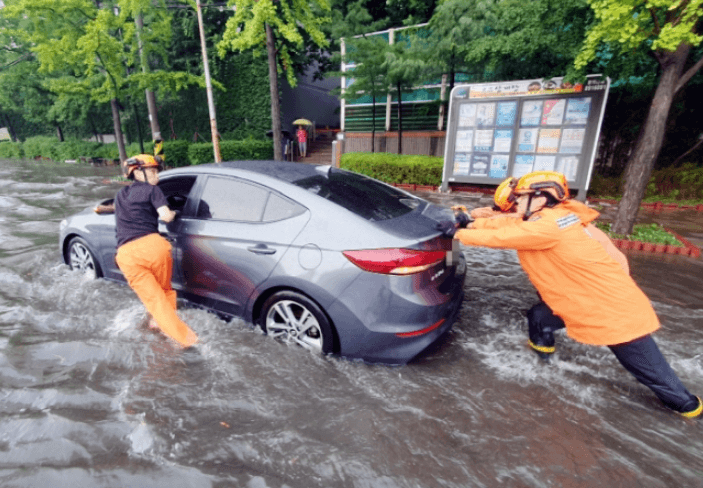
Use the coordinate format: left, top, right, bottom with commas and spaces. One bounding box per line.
293, 118, 312, 126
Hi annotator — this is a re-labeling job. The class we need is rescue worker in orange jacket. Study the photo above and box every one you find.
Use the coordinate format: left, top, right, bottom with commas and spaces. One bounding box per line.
114, 154, 198, 348
441, 171, 701, 418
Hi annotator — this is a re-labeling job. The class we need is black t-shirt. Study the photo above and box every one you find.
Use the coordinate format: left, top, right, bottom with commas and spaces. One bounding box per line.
114, 181, 169, 247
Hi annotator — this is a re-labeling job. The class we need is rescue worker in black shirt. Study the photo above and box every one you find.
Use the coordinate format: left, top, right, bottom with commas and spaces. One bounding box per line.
114, 154, 198, 348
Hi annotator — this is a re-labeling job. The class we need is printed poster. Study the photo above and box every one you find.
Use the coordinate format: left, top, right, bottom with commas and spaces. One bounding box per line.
476, 103, 496, 126
556, 156, 579, 181
533, 155, 556, 172
459, 104, 477, 127
453, 153, 471, 175
474, 130, 494, 152
565, 98, 591, 125
541, 99, 565, 125
455, 130, 474, 152
496, 102, 518, 126
521, 100, 543, 126
560, 128, 586, 154
517, 128, 538, 152
489, 155, 509, 179
512, 155, 534, 178
537, 128, 561, 153
494, 130, 513, 153
470, 154, 490, 177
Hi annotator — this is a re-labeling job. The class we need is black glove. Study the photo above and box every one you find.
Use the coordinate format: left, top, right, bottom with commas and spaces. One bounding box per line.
455, 211, 472, 229
436, 220, 457, 238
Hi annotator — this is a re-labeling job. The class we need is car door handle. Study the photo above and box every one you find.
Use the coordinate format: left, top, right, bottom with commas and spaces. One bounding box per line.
247, 244, 276, 255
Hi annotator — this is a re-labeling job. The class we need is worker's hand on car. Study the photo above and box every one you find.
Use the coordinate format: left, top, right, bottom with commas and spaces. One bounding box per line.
436, 220, 457, 238
455, 211, 472, 229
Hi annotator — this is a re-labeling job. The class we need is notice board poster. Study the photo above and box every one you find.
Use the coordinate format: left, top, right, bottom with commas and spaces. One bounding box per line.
442, 76, 610, 200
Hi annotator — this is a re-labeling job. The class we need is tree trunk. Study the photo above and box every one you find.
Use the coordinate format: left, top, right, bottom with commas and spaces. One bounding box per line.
135, 14, 161, 143
133, 103, 144, 154
266, 23, 283, 161
56, 124, 64, 142
3, 113, 18, 142
612, 44, 690, 235
371, 89, 376, 153
111, 98, 127, 170
396, 82, 403, 155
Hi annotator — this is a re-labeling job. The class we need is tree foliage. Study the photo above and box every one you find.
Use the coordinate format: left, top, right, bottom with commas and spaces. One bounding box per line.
574, 0, 703, 234
217, 0, 331, 86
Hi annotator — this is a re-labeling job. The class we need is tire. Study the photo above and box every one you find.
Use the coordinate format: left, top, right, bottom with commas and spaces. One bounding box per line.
67, 236, 103, 279
260, 291, 335, 354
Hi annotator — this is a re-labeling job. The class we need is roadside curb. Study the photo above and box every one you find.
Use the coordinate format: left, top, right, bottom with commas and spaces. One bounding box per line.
611, 228, 701, 258
589, 198, 703, 212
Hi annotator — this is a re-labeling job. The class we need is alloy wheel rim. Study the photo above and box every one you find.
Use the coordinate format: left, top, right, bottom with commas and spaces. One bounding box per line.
266, 300, 322, 351
69, 243, 97, 279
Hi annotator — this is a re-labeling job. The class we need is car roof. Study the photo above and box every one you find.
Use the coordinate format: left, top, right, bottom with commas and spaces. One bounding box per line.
165, 161, 331, 184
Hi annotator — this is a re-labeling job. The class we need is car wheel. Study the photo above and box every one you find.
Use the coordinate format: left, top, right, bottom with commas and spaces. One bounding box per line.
260, 291, 335, 354
67, 237, 102, 279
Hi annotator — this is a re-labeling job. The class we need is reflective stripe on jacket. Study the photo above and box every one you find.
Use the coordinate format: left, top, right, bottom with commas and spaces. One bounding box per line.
455, 200, 659, 346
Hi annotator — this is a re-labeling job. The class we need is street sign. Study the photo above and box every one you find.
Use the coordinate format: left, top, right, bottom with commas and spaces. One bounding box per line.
441, 75, 610, 200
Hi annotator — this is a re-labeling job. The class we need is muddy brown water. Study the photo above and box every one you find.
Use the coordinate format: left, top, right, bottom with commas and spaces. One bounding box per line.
1, 160, 701, 488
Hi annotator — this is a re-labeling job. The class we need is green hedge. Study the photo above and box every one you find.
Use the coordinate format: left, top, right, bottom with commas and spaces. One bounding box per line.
163, 139, 190, 167
0, 142, 24, 159
340, 152, 444, 186
188, 139, 274, 165
22, 136, 58, 160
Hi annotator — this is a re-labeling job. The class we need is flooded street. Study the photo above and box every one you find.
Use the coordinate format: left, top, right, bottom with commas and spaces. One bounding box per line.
1, 159, 702, 488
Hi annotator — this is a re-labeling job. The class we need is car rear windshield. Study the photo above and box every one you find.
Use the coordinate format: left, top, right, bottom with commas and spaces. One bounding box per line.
292, 170, 420, 221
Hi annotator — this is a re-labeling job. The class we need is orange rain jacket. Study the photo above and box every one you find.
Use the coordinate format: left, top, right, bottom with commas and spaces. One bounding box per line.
455, 200, 659, 346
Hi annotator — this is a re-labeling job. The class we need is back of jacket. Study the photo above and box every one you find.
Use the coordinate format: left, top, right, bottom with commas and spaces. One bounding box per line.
456, 201, 659, 345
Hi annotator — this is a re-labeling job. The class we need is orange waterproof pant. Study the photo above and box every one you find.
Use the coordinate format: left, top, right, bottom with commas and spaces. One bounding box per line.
115, 233, 197, 347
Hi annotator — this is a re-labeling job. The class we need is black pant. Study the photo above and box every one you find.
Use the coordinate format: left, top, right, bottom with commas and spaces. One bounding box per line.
527, 301, 698, 413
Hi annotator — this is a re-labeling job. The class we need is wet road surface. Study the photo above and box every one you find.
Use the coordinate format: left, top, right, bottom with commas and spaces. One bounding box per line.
1, 160, 702, 488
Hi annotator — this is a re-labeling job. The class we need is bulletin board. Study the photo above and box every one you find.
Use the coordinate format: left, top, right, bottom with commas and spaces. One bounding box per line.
440, 75, 610, 200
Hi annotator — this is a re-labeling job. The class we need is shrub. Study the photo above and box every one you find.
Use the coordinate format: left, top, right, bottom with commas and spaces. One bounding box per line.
23, 136, 58, 160
188, 143, 214, 166
340, 152, 444, 186
644, 163, 703, 201
0, 142, 24, 159
163, 139, 190, 167
54, 139, 104, 161
188, 139, 274, 165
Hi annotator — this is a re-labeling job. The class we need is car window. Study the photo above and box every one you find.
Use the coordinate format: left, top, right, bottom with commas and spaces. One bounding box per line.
262, 192, 305, 222
292, 170, 419, 221
158, 176, 197, 212
197, 176, 268, 222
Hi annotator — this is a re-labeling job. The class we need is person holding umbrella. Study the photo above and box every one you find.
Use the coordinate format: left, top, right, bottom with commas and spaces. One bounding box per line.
294, 118, 312, 158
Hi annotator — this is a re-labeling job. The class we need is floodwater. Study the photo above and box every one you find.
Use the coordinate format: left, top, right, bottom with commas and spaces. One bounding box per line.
1, 159, 701, 488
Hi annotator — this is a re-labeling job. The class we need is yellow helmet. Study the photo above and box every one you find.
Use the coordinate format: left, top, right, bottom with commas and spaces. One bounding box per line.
514, 171, 569, 202
494, 177, 518, 211
125, 154, 163, 178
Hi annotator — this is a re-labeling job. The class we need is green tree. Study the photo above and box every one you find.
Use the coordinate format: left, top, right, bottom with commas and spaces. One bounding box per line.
337, 34, 391, 152
384, 29, 427, 154
217, 0, 332, 160
575, 0, 703, 235
2, 0, 203, 163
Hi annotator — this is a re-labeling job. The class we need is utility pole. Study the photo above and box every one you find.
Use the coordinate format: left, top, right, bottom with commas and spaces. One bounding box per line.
196, 0, 222, 163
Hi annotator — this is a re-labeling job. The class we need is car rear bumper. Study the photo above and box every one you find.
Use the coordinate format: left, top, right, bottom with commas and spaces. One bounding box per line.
328, 255, 466, 364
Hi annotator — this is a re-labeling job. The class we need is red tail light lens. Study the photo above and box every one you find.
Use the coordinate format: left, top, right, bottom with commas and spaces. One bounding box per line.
343, 249, 446, 275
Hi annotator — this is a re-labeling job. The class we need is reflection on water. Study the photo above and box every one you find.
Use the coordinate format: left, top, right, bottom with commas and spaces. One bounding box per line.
1, 160, 702, 488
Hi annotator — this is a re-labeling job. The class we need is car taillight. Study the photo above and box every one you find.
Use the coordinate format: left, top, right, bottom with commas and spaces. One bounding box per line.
343, 249, 446, 275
